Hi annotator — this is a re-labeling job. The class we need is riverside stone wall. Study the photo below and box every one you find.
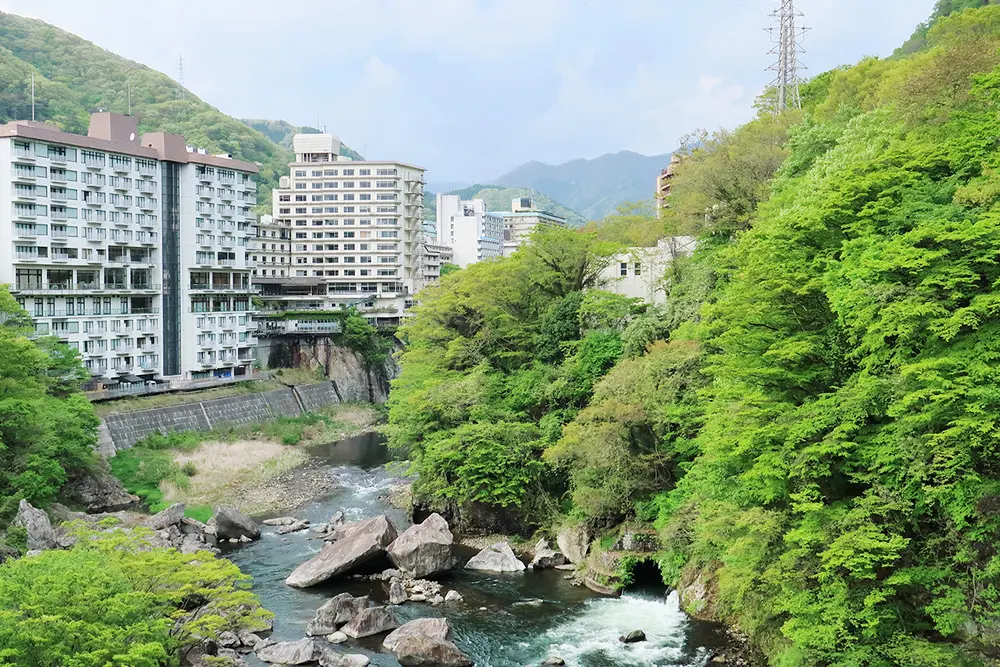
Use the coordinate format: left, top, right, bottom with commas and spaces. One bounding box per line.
100, 381, 342, 456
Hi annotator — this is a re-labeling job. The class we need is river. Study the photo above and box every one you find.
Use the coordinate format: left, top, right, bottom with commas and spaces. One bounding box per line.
221, 432, 733, 667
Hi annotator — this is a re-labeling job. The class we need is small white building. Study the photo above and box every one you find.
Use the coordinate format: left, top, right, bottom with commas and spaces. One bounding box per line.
435, 194, 502, 268
602, 236, 697, 305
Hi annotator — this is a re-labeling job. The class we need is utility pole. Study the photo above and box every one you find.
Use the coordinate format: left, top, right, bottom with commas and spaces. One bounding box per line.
178, 56, 185, 86
30, 72, 35, 121
767, 0, 808, 112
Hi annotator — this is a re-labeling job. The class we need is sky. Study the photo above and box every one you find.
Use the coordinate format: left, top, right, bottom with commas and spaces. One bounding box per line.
0, 0, 936, 184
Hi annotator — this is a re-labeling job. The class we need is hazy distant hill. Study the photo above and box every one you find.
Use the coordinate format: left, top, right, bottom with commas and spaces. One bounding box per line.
492, 150, 673, 220
240, 118, 364, 160
424, 184, 588, 227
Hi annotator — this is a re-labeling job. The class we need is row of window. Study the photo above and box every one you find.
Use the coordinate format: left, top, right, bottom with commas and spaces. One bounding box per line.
292, 168, 398, 178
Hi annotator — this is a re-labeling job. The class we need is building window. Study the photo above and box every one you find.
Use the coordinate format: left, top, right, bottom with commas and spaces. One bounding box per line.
620, 262, 628, 277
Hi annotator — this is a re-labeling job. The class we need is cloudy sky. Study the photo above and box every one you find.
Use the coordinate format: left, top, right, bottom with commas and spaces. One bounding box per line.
1, 0, 934, 183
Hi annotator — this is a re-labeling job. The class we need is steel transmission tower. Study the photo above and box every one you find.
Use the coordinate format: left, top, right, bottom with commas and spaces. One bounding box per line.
767, 0, 808, 111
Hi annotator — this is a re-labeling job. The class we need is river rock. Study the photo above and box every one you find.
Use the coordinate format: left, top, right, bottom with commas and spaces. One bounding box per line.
556, 524, 591, 565
255, 637, 316, 664
335, 656, 371, 667
383, 618, 472, 666
445, 590, 463, 602
327, 631, 348, 644
12, 500, 57, 551
238, 631, 263, 651
465, 542, 526, 573
619, 629, 646, 643
341, 606, 399, 639
329, 510, 345, 527
307, 593, 370, 636
276, 520, 310, 535
542, 658, 566, 666
286, 515, 398, 588
263, 517, 297, 526
387, 513, 458, 578
217, 631, 241, 649
214, 506, 260, 540
530, 538, 567, 569
143, 502, 185, 531
60, 460, 139, 513
389, 579, 407, 604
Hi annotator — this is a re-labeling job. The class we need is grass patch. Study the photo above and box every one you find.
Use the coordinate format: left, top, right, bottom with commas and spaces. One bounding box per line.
268, 366, 327, 386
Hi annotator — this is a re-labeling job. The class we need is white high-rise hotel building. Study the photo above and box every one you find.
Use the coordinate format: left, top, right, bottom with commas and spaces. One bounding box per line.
434, 194, 502, 268
261, 134, 425, 323
0, 112, 258, 384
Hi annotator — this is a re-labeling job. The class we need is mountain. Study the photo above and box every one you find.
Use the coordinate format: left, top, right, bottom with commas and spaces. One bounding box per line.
426, 180, 470, 193
0, 12, 296, 207
492, 150, 673, 221
424, 184, 588, 227
239, 118, 364, 160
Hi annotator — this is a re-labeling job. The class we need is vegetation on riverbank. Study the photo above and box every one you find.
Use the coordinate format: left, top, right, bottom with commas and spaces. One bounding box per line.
388, 3, 1000, 665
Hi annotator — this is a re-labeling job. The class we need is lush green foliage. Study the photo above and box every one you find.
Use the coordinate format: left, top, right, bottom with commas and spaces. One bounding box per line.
341, 308, 393, 369
0, 287, 98, 522
0, 525, 270, 666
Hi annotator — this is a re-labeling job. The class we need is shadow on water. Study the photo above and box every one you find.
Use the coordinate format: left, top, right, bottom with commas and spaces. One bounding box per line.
223, 431, 732, 667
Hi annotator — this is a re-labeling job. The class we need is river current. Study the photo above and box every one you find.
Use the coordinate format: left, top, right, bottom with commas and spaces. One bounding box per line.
221, 432, 730, 667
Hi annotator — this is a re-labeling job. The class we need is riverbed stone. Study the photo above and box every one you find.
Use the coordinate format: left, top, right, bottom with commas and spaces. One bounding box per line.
389, 579, 407, 604
326, 631, 348, 644
383, 617, 472, 667
306, 593, 369, 636
341, 606, 399, 638
530, 538, 567, 569
255, 637, 316, 664
387, 513, 458, 578
286, 515, 398, 588
619, 629, 646, 643
12, 500, 57, 551
542, 658, 566, 666
276, 520, 310, 535
557, 524, 591, 565
214, 506, 260, 541
445, 590, 463, 602
465, 541, 526, 573
263, 517, 297, 526
143, 502, 185, 531
335, 656, 371, 667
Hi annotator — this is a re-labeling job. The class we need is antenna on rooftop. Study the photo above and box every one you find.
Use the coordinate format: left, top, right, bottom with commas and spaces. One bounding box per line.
766, 0, 809, 111
30, 72, 35, 121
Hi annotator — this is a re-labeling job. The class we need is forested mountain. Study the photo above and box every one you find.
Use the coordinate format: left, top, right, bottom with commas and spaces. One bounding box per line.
0, 12, 293, 206
424, 184, 589, 227
239, 118, 365, 160
389, 3, 1000, 666
491, 150, 672, 220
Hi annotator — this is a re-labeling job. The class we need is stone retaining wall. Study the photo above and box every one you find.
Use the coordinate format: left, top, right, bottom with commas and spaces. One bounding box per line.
100, 381, 343, 456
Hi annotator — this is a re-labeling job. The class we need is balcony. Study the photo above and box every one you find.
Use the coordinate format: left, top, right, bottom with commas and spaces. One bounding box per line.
83, 157, 105, 169
14, 187, 36, 200
138, 181, 156, 194
50, 171, 67, 183
139, 199, 157, 211
50, 210, 68, 221
15, 252, 41, 261
50, 230, 69, 240
13, 146, 34, 160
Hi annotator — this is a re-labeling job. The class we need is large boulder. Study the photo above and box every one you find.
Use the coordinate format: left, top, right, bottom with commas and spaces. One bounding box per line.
341, 606, 399, 639
387, 513, 458, 578
383, 618, 473, 667
143, 503, 185, 531
530, 538, 567, 569
12, 500, 57, 551
255, 638, 316, 665
306, 593, 369, 636
286, 515, 398, 588
61, 460, 139, 513
213, 506, 260, 541
556, 524, 591, 565
465, 542, 525, 573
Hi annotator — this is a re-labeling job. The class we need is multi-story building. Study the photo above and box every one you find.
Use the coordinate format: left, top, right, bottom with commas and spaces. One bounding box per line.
656, 155, 681, 215
264, 134, 425, 325
435, 194, 502, 268
418, 237, 454, 288
601, 236, 697, 305
253, 214, 291, 279
498, 197, 567, 256
0, 112, 257, 385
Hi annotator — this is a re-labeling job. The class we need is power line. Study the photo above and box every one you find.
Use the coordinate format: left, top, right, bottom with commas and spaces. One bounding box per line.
766, 0, 809, 111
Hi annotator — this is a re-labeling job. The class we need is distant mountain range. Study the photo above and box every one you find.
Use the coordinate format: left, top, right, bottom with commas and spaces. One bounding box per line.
424, 184, 589, 227
240, 118, 364, 161
491, 150, 673, 221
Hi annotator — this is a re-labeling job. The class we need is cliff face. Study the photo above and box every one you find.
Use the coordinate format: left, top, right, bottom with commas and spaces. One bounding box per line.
256, 336, 400, 403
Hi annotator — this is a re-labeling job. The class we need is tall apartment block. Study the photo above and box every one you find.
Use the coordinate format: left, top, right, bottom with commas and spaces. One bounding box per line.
499, 197, 567, 256
0, 112, 258, 385
258, 134, 425, 325
435, 194, 502, 268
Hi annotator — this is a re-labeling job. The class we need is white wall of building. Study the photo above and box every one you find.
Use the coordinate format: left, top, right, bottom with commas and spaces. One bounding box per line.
602, 236, 697, 305
435, 194, 501, 268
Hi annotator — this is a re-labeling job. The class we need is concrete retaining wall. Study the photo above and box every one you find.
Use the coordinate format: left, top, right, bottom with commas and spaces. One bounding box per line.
100, 381, 343, 456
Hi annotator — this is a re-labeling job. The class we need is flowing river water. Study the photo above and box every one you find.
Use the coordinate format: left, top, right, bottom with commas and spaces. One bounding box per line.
222, 432, 733, 667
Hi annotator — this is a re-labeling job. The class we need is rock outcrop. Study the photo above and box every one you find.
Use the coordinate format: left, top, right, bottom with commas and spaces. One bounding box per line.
255, 638, 316, 664
144, 503, 186, 531
465, 541, 525, 573
340, 606, 399, 639
213, 506, 260, 541
387, 513, 458, 578
12, 500, 57, 551
60, 460, 139, 513
557, 524, 591, 565
530, 538, 567, 569
306, 593, 369, 636
286, 515, 398, 588
383, 618, 473, 667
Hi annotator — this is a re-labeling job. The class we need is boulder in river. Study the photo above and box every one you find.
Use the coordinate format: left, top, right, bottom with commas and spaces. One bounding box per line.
530, 538, 567, 569
556, 524, 591, 565
445, 589, 463, 603
275, 520, 310, 535
387, 513, 458, 578
465, 541, 526, 573
213, 506, 260, 541
619, 629, 647, 643
341, 605, 399, 639
12, 500, 57, 551
143, 502, 185, 531
389, 579, 407, 605
255, 637, 317, 664
383, 618, 473, 667
542, 658, 566, 666
306, 593, 369, 636
286, 515, 398, 588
